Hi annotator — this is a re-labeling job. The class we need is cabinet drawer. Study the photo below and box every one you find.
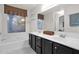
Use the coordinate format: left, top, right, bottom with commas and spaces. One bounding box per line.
36, 36, 42, 46
53, 42, 72, 54
42, 39, 53, 54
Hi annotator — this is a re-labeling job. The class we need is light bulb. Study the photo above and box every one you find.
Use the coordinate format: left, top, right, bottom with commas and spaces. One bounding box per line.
21, 19, 25, 22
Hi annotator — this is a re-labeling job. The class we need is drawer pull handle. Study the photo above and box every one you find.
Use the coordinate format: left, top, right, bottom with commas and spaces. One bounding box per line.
55, 47, 57, 49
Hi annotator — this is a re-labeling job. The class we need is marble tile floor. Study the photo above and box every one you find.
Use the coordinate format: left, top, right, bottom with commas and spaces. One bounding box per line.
7, 46, 36, 54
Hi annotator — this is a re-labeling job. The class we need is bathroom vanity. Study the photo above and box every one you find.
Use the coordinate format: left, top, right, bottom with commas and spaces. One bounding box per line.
29, 32, 79, 54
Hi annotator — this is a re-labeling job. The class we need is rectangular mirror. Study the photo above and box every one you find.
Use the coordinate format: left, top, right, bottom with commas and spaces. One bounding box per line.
70, 13, 79, 27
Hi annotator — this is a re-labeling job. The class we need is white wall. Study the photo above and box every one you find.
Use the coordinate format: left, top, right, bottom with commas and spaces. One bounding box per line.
0, 14, 3, 41
29, 5, 41, 32
44, 12, 55, 31
0, 4, 4, 33
0, 4, 4, 41
0, 4, 4, 13
0, 14, 2, 33
64, 4, 79, 32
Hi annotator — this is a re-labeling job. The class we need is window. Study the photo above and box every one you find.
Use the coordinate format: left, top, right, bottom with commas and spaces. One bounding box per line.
8, 14, 26, 33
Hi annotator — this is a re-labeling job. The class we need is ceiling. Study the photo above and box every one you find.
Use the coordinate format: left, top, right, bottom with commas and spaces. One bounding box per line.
7, 4, 41, 10
7, 4, 61, 14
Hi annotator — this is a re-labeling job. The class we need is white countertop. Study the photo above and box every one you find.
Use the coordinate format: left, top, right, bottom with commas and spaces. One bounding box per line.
30, 32, 79, 50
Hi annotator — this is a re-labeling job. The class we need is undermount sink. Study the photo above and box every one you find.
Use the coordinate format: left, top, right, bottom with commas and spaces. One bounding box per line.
59, 34, 66, 38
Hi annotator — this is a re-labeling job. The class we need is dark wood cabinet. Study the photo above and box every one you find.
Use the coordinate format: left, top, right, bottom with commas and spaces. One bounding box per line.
72, 49, 79, 54
29, 34, 36, 51
36, 46, 41, 54
29, 34, 79, 54
29, 34, 32, 47
36, 36, 42, 54
53, 42, 72, 54
42, 38, 53, 54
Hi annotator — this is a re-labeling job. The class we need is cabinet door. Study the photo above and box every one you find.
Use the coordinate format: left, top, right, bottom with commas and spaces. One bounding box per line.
42, 39, 53, 54
53, 42, 72, 54
36, 36, 42, 54
36, 36, 42, 46
72, 49, 79, 54
36, 46, 41, 54
29, 34, 32, 47
31, 35, 36, 51
42, 39, 45, 54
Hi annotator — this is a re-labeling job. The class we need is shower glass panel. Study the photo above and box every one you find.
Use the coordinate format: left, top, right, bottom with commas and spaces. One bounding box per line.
7, 14, 26, 33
